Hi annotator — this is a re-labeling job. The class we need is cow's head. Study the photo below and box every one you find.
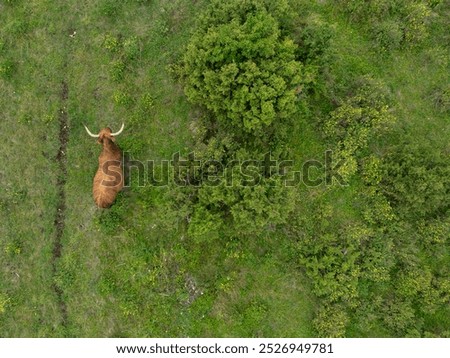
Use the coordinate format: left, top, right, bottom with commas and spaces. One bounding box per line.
84, 123, 124, 143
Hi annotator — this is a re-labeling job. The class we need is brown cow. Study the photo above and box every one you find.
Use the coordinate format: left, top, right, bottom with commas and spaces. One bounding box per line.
84, 123, 124, 208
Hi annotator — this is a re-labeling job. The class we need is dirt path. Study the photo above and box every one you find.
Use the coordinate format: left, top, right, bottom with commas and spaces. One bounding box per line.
52, 80, 69, 328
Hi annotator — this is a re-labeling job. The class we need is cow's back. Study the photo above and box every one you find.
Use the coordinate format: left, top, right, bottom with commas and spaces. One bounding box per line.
93, 139, 123, 208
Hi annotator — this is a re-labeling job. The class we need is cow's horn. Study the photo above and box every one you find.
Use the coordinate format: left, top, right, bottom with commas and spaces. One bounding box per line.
84, 124, 100, 138
111, 123, 124, 137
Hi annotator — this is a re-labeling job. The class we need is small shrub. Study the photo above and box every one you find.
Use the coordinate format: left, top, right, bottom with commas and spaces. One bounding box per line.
180, 0, 303, 137
403, 2, 431, 44
110, 60, 126, 82
154, 19, 170, 36
324, 76, 395, 181
382, 298, 418, 335
103, 34, 121, 53
42, 113, 56, 125
139, 93, 154, 112
187, 205, 222, 243
3, 240, 22, 257
335, 0, 433, 48
429, 85, 450, 113
18, 112, 33, 125
113, 90, 134, 108
373, 20, 403, 51
0, 293, 11, 314
313, 304, 348, 337
380, 142, 450, 221
123, 37, 140, 61
296, 14, 334, 64
133, 93, 155, 122
96, 194, 126, 234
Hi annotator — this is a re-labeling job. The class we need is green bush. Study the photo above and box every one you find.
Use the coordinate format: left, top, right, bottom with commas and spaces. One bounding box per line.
403, 2, 431, 44
103, 34, 121, 53
198, 173, 295, 238
110, 60, 126, 82
180, 0, 302, 136
381, 297, 418, 336
297, 219, 365, 307
335, 0, 433, 48
324, 76, 395, 181
187, 205, 223, 243
0, 293, 11, 314
313, 303, 349, 337
296, 14, 334, 65
380, 142, 450, 221
123, 36, 140, 61
430, 85, 450, 113
104, 35, 142, 83
373, 20, 403, 51
96, 193, 126, 234
174, 137, 296, 239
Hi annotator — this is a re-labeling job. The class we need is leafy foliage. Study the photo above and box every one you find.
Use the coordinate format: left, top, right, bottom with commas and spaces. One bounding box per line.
291, 200, 384, 337
324, 76, 395, 181
180, 0, 303, 136
313, 303, 349, 338
173, 0, 303, 243
171, 136, 296, 239
295, 14, 334, 66
0, 293, 10, 314
380, 142, 450, 221
335, 0, 434, 50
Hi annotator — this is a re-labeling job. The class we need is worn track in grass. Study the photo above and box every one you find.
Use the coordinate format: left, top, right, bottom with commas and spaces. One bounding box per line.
52, 80, 69, 328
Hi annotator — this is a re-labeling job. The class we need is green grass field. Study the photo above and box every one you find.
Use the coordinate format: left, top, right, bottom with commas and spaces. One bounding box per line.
1, 0, 448, 337
0, 0, 314, 337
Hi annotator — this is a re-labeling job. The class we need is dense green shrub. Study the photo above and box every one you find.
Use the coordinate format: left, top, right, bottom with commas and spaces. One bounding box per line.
336, 0, 433, 49
179, 0, 303, 137
373, 19, 404, 51
194, 0, 295, 34
381, 297, 419, 336
172, 136, 296, 239
295, 14, 334, 65
430, 85, 450, 113
313, 303, 349, 337
380, 142, 449, 221
197, 169, 295, 238
173, 0, 305, 242
290, 202, 375, 336
324, 76, 395, 181
355, 139, 449, 337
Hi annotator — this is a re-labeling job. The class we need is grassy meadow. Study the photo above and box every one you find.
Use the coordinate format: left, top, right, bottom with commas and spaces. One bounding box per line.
0, 0, 314, 337
0, 0, 448, 337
